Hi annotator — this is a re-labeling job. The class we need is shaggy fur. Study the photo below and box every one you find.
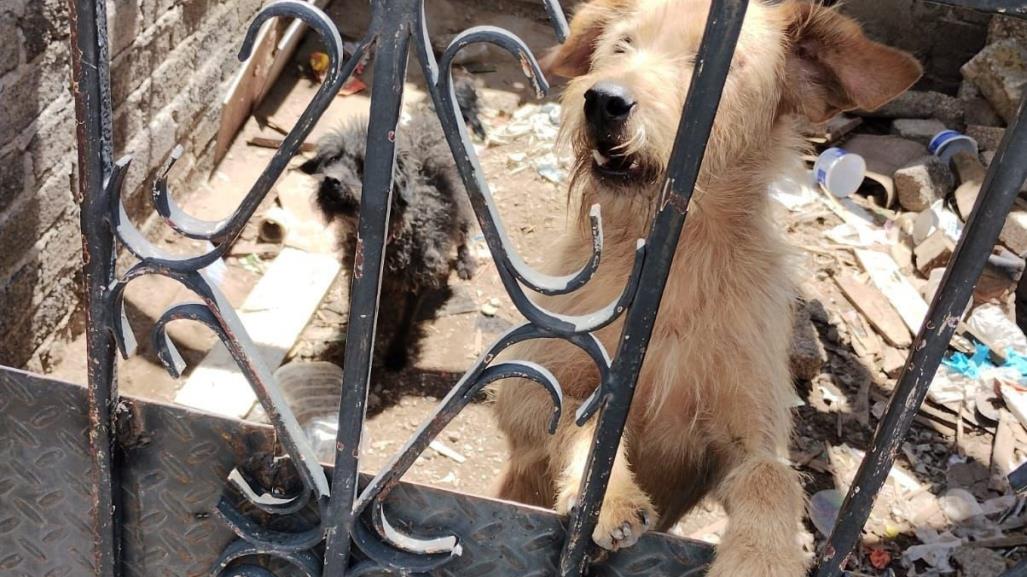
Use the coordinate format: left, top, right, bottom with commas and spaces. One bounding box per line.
491, 1, 920, 575
301, 109, 477, 371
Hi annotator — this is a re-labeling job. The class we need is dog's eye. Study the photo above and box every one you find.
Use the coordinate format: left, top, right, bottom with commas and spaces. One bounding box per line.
613, 35, 632, 54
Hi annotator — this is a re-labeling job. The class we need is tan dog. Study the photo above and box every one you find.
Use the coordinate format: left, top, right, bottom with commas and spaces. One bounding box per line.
491, 1, 921, 575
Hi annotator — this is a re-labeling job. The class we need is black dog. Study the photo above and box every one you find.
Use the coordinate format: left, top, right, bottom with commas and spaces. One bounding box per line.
300, 105, 478, 371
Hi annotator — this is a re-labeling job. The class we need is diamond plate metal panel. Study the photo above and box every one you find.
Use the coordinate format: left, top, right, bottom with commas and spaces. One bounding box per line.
0, 368, 97, 577
1, 369, 713, 576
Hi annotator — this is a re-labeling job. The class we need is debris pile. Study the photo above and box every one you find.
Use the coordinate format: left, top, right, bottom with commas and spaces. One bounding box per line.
782, 15, 1027, 576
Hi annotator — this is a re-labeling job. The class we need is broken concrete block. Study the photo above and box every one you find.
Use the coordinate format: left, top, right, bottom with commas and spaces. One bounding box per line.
958, 79, 981, 100
882, 346, 906, 379
952, 546, 1008, 577
964, 96, 1005, 127
976, 246, 1025, 314
966, 124, 1006, 152
894, 155, 955, 212
989, 14, 1027, 44
915, 231, 956, 275
961, 39, 1027, 124
858, 90, 964, 128
891, 118, 948, 146
1000, 199, 1027, 255
790, 301, 826, 381
843, 134, 928, 178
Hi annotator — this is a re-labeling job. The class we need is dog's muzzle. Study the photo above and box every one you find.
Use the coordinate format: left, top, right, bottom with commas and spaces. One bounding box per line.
585, 81, 642, 179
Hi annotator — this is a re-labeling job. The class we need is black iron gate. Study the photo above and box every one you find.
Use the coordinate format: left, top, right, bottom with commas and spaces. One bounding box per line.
3, 0, 1027, 575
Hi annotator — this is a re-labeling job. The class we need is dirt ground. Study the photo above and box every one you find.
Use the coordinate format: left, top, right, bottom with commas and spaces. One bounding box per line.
46, 1, 1027, 575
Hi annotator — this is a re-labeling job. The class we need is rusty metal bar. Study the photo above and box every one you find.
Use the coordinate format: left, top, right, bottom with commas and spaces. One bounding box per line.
816, 93, 1027, 577
322, 1, 417, 574
68, 0, 120, 575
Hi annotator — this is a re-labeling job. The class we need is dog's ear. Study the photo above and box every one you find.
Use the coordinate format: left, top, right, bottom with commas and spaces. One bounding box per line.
781, 3, 922, 123
540, 0, 629, 78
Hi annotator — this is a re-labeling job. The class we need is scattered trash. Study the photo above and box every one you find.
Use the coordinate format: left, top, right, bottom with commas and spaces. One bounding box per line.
967, 304, 1027, 358
913, 199, 963, 244
903, 528, 962, 573
939, 489, 985, 523
814, 147, 866, 198
491, 103, 561, 143
533, 152, 568, 184
309, 51, 330, 82
480, 298, 500, 317
769, 169, 819, 211
809, 489, 844, 538
429, 439, 466, 463
869, 547, 893, 570
929, 130, 980, 164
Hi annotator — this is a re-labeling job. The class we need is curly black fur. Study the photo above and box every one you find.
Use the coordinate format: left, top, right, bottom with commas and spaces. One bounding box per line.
300, 110, 478, 371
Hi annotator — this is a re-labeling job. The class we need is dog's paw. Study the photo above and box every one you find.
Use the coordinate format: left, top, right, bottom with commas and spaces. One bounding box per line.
556, 488, 657, 551
593, 491, 656, 551
456, 253, 477, 281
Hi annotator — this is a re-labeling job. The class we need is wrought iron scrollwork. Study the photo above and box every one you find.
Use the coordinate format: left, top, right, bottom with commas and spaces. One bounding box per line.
66, 0, 1027, 575
97, 3, 347, 573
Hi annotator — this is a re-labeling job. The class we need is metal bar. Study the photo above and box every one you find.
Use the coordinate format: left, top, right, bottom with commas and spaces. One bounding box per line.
815, 94, 1027, 577
67, 0, 119, 575
558, 1, 748, 575
322, 1, 417, 574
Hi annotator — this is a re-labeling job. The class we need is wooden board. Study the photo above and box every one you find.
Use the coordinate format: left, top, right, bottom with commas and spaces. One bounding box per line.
214, 0, 331, 165
855, 249, 930, 336
174, 248, 341, 418
835, 273, 913, 348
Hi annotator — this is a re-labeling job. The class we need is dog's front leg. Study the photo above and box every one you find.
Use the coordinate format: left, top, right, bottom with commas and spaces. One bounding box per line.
708, 453, 809, 577
552, 422, 657, 551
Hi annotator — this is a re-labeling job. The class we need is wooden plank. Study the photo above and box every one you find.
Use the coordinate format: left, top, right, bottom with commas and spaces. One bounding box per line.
174, 248, 341, 418
855, 249, 930, 336
834, 273, 913, 348
214, 0, 331, 165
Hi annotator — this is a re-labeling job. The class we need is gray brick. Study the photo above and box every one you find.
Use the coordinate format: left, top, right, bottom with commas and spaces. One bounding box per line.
106, 0, 143, 57
0, 22, 21, 76
25, 98, 76, 183
1, 273, 79, 367
179, 0, 216, 43
0, 160, 74, 278
141, 0, 178, 28
0, 45, 70, 137
962, 38, 1027, 124
0, 148, 28, 214
19, 0, 69, 63
0, 262, 41, 363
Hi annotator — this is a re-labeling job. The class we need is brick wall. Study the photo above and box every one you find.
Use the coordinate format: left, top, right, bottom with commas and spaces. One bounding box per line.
0, 0, 265, 369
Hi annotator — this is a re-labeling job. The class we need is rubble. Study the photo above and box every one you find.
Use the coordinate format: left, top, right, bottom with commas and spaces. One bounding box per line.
860, 90, 964, 128
961, 39, 1027, 124
790, 301, 827, 380
999, 200, 1027, 255
914, 231, 956, 276
966, 124, 1007, 152
894, 155, 955, 212
951, 547, 1008, 577
892, 118, 949, 146
989, 14, 1027, 44
844, 134, 928, 178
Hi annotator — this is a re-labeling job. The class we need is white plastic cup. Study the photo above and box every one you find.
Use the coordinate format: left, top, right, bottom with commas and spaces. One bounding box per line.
814, 147, 866, 198
929, 130, 979, 164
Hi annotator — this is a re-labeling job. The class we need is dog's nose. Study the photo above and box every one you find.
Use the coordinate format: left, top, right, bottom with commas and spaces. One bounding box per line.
584, 82, 636, 131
